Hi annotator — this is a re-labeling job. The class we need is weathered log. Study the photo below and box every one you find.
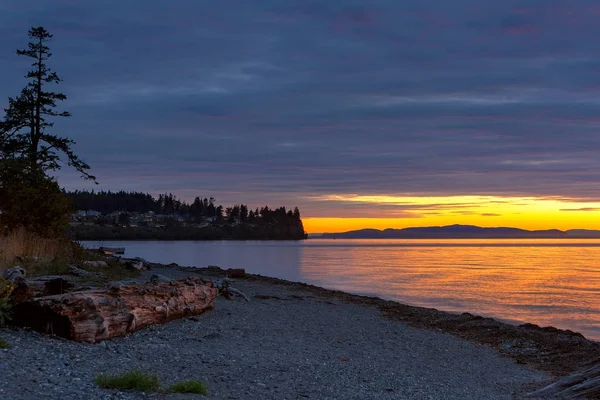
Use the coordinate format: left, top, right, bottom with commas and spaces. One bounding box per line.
213, 278, 249, 302
528, 360, 600, 398
3, 266, 26, 284
11, 277, 217, 343
82, 260, 108, 268
99, 246, 125, 255
68, 265, 99, 278
10, 276, 76, 304
116, 257, 151, 271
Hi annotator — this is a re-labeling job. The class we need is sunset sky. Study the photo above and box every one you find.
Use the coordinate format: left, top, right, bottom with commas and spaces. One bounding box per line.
2, 1, 600, 233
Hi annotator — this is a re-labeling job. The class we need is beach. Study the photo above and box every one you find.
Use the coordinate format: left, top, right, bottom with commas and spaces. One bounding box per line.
3, 263, 592, 399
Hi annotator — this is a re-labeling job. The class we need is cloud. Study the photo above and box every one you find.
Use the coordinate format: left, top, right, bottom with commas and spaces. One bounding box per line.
560, 208, 600, 212
1, 0, 600, 216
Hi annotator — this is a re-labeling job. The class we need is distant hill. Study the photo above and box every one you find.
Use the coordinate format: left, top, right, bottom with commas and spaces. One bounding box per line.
316, 224, 600, 239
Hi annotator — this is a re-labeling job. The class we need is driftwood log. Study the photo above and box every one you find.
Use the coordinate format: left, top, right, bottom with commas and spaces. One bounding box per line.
11, 277, 217, 343
10, 276, 76, 304
99, 246, 125, 255
214, 278, 249, 301
528, 359, 600, 398
113, 257, 152, 271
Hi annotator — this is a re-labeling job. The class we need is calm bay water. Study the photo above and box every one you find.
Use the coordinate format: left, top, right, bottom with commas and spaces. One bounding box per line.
82, 239, 600, 340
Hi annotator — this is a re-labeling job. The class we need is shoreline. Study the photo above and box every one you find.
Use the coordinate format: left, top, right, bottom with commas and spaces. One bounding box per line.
2, 267, 552, 400
2, 261, 592, 398
177, 265, 600, 378
3, 259, 600, 398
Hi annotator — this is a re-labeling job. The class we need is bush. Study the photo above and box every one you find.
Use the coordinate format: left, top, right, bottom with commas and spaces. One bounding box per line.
0, 170, 72, 237
0, 299, 12, 327
0, 277, 14, 326
167, 380, 207, 395
94, 369, 159, 392
0, 338, 10, 349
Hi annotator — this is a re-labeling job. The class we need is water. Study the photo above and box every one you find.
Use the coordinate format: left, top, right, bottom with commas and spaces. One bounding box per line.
82, 238, 600, 340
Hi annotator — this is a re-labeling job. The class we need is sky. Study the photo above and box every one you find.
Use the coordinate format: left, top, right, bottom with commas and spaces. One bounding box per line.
2, 1, 600, 233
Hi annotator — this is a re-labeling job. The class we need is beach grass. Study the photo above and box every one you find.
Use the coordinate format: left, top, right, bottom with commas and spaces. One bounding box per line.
94, 369, 160, 392
95, 370, 207, 395
0, 229, 64, 273
0, 338, 10, 349
0, 228, 140, 283
167, 379, 208, 395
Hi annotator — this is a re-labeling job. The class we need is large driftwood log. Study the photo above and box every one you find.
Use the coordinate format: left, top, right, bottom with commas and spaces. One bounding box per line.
11, 277, 217, 343
528, 359, 600, 398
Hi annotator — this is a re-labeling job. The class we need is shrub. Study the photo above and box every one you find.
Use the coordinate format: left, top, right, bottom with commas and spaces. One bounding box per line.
0, 338, 10, 349
167, 380, 208, 395
0, 277, 14, 326
94, 369, 160, 392
0, 299, 12, 327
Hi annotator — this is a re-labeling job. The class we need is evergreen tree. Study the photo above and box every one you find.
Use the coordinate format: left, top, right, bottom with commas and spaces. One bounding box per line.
0, 27, 95, 235
0, 27, 94, 181
215, 205, 224, 220
240, 204, 248, 221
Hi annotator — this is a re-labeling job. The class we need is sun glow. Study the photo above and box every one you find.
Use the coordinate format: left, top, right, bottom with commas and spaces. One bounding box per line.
302, 194, 600, 233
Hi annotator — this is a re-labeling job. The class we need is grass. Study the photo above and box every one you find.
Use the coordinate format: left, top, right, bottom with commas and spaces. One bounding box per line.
167, 380, 208, 395
94, 370, 207, 395
94, 369, 160, 392
79, 258, 141, 283
0, 228, 63, 273
0, 228, 140, 284
0, 338, 10, 349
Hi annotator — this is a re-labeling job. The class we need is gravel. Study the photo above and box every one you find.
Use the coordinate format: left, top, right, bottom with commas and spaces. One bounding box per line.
0, 267, 553, 400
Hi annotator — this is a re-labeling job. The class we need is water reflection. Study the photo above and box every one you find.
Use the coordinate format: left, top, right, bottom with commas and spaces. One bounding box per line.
83, 239, 600, 340
88, 240, 304, 282
299, 240, 600, 340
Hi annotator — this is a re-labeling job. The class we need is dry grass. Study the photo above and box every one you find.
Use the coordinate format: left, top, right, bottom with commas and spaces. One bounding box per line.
0, 228, 65, 273
0, 228, 140, 284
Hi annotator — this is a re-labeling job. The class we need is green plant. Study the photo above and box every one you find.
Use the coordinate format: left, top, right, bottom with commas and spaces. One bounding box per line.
0, 299, 12, 327
0, 277, 14, 327
94, 369, 159, 392
167, 380, 208, 395
0, 338, 10, 349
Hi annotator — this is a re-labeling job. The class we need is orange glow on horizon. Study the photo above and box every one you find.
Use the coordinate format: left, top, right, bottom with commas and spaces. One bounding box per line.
302, 194, 600, 233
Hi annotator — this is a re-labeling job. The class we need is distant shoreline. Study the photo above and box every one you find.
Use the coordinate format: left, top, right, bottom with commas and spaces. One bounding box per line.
68, 224, 308, 241
311, 236, 600, 239
313, 224, 600, 239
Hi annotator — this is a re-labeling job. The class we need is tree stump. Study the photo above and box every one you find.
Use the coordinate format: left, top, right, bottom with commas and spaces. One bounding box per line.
11, 277, 217, 343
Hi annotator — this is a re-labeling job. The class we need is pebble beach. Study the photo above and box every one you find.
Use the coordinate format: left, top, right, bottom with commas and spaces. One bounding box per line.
0, 264, 569, 399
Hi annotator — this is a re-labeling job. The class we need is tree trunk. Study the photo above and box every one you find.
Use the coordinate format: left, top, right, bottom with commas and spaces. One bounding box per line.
11, 277, 217, 343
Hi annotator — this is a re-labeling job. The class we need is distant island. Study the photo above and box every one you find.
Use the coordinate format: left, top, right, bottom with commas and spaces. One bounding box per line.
66, 190, 307, 241
315, 224, 600, 239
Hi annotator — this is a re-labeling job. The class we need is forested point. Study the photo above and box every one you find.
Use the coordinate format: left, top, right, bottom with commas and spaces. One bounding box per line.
66, 190, 307, 241
0, 27, 306, 240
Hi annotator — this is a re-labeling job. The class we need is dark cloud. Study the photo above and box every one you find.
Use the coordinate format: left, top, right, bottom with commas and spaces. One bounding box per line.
560, 208, 600, 212
1, 0, 600, 215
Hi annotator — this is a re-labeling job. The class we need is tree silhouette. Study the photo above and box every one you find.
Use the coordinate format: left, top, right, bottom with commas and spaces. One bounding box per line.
0, 27, 94, 181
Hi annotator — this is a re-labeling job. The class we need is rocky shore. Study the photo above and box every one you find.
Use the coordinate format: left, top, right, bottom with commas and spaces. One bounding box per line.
2, 263, 598, 399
